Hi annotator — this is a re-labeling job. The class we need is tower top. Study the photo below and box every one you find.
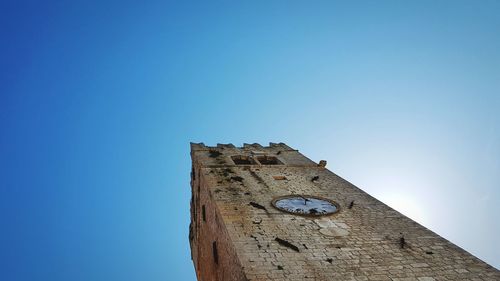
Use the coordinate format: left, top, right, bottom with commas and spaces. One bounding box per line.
190, 142, 320, 168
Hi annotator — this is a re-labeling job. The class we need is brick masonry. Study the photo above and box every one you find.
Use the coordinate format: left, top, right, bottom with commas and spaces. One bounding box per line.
189, 142, 500, 281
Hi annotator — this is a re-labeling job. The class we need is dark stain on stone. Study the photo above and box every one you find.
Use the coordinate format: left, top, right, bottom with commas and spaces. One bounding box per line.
248, 170, 270, 188
328, 244, 343, 249
275, 237, 300, 252
231, 176, 244, 182
209, 150, 222, 158
223, 168, 234, 175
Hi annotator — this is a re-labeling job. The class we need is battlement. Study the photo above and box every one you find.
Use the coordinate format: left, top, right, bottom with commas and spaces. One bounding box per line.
191, 142, 293, 149
190, 142, 319, 168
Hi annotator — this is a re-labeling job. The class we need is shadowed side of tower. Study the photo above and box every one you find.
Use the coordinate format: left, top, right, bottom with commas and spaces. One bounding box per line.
189, 142, 500, 281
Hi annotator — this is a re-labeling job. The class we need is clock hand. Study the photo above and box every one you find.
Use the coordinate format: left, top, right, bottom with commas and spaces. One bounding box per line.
297, 195, 309, 205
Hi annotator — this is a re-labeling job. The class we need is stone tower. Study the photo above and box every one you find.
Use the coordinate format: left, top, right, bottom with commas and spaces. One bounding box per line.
189, 142, 499, 281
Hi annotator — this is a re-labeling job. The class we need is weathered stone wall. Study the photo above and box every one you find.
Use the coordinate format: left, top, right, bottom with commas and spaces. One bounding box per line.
190, 145, 247, 281
189, 143, 500, 281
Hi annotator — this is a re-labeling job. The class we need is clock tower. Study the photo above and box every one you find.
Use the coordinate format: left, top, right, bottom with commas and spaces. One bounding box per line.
189, 142, 499, 281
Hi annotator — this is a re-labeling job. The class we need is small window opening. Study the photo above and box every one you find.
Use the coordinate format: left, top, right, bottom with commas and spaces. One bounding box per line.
212, 241, 219, 264
273, 175, 287, 180
257, 156, 282, 165
202, 205, 206, 222
231, 155, 256, 165
191, 166, 195, 180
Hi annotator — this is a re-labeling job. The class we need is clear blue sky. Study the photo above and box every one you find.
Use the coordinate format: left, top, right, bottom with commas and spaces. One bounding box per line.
1, 1, 499, 280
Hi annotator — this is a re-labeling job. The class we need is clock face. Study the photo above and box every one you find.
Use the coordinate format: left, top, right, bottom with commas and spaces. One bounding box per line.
272, 195, 338, 216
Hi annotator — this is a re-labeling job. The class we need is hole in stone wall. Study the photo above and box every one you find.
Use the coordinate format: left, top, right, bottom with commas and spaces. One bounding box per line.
257, 156, 282, 165
212, 241, 219, 265
275, 237, 300, 252
202, 205, 206, 222
231, 155, 256, 165
249, 202, 267, 211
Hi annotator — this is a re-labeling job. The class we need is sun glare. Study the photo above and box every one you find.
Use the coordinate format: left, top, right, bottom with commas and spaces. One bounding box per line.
379, 192, 427, 225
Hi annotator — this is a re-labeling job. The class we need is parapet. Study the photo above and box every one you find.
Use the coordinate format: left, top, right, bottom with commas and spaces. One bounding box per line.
190, 142, 318, 168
